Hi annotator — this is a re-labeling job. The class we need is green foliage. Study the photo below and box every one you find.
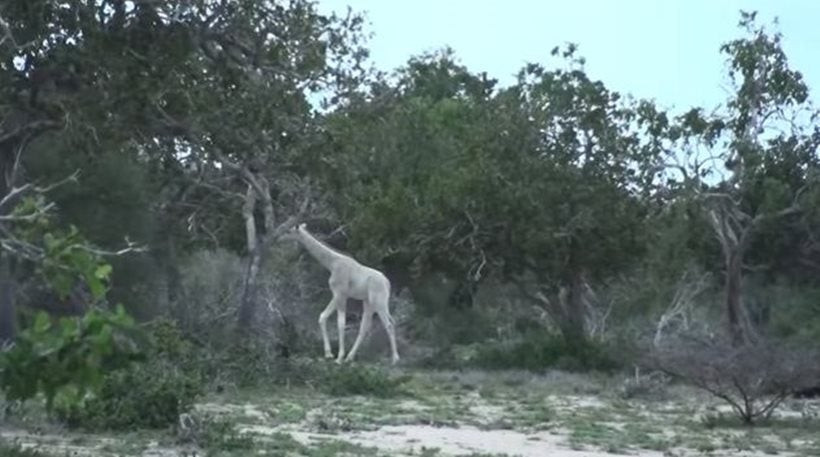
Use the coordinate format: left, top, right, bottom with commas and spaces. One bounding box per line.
184, 336, 280, 390
200, 416, 256, 452
55, 318, 203, 430
10, 196, 115, 301
41, 228, 112, 301
24, 147, 160, 311
143, 318, 203, 372
56, 357, 201, 430
261, 356, 409, 398
470, 333, 620, 373
0, 440, 53, 457
0, 305, 143, 413
322, 46, 666, 341
2, 0, 819, 389
324, 363, 410, 398
0, 195, 147, 417
764, 282, 820, 343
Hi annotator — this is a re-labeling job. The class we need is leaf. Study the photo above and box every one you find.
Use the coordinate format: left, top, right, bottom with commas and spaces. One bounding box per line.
60, 318, 79, 340
87, 276, 107, 301
33, 312, 52, 333
94, 264, 113, 280
49, 272, 75, 300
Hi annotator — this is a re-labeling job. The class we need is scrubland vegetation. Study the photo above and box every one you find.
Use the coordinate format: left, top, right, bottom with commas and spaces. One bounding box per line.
0, 2, 818, 456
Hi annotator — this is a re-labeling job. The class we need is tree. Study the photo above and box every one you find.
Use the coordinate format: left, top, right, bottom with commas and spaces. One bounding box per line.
320, 49, 500, 310
667, 12, 820, 345
147, 0, 369, 330
0, 1, 371, 334
491, 48, 665, 343
319, 47, 666, 344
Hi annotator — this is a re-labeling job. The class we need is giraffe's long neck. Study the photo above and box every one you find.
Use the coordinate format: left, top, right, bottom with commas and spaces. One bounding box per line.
297, 227, 343, 270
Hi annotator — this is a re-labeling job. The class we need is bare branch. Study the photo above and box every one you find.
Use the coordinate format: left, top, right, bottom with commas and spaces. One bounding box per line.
648, 337, 820, 423
34, 170, 81, 194
270, 195, 310, 241
0, 184, 33, 209
0, 118, 65, 146
0, 13, 37, 50
0, 202, 55, 221
0, 239, 45, 262
76, 237, 148, 257
193, 180, 246, 201
0, 170, 79, 211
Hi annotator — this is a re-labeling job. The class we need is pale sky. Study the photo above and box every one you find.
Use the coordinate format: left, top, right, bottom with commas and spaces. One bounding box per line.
315, 0, 820, 113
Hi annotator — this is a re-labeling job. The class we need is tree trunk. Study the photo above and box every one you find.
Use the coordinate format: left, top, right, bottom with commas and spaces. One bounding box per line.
725, 251, 748, 346
238, 244, 263, 329
450, 280, 477, 310
561, 234, 588, 346
0, 255, 16, 344
164, 234, 185, 327
0, 130, 19, 344
562, 269, 587, 345
237, 185, 261, 330
233, 171, 305, 332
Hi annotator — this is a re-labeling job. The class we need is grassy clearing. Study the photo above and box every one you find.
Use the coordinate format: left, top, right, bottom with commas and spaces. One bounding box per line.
2, 363, 819, 456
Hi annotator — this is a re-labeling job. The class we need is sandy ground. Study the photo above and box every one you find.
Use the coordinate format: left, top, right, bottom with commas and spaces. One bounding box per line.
244, 422, 663, 457
2, 375, 818, 457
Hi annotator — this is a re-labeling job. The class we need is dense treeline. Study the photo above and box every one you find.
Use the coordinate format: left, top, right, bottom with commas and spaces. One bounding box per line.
0, 1, 819, 428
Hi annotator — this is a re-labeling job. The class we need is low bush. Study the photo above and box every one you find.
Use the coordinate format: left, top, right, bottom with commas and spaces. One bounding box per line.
57, 357, 202, 430
199, 416, 255, 452
54, 318, 203, 430
324, 363, 410, 397
0, 440, 52, 457
619, 370, 671, 400
470, 333, 621, 372
255, 354, 409, 398
206, 338, 276, 388
0, 306, 144, 415
647, 335, 820, 424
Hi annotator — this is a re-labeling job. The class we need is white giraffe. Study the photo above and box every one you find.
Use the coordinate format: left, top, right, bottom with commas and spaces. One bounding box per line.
287, 223, 400, 364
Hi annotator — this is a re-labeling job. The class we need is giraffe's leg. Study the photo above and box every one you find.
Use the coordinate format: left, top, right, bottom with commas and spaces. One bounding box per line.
318, 295, 339, 359
376, 308, 400, 364
336, 299, 348, 364
345, 304, 374, 363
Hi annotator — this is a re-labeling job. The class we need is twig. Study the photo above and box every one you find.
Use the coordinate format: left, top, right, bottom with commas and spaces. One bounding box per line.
270, 196, 311, 240
76, 237, 148, 256
35, 170, 81, 193
0, 202, 55, 221
0, 184, 33, 209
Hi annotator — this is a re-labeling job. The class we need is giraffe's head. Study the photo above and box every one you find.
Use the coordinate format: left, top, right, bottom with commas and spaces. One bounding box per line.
279, 221, 305, 242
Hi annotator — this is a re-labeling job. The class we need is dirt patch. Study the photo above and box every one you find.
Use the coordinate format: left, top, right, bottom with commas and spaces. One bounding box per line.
245, 422, 664, 457
548, 394, 607, 410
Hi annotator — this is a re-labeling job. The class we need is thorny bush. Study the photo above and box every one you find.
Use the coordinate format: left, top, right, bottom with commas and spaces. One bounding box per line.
648, 335, 820, 424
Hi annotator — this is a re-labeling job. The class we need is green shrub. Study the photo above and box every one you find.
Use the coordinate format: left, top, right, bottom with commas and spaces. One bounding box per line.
214, 338, 274, 388
0, 440, 53, 457
55, 318, 203, 430
262, 355, 410, 397
57, 357, 202, 430
261, 355, 328, 386
764, 283, 820, 343
200, 416, 255, 452
471, 333, 620, 372
324, 363, 410, 397
0, 305, 144, 414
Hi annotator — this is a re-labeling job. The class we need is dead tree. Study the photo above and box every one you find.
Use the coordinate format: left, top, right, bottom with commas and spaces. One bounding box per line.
653, 270, 711, 347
